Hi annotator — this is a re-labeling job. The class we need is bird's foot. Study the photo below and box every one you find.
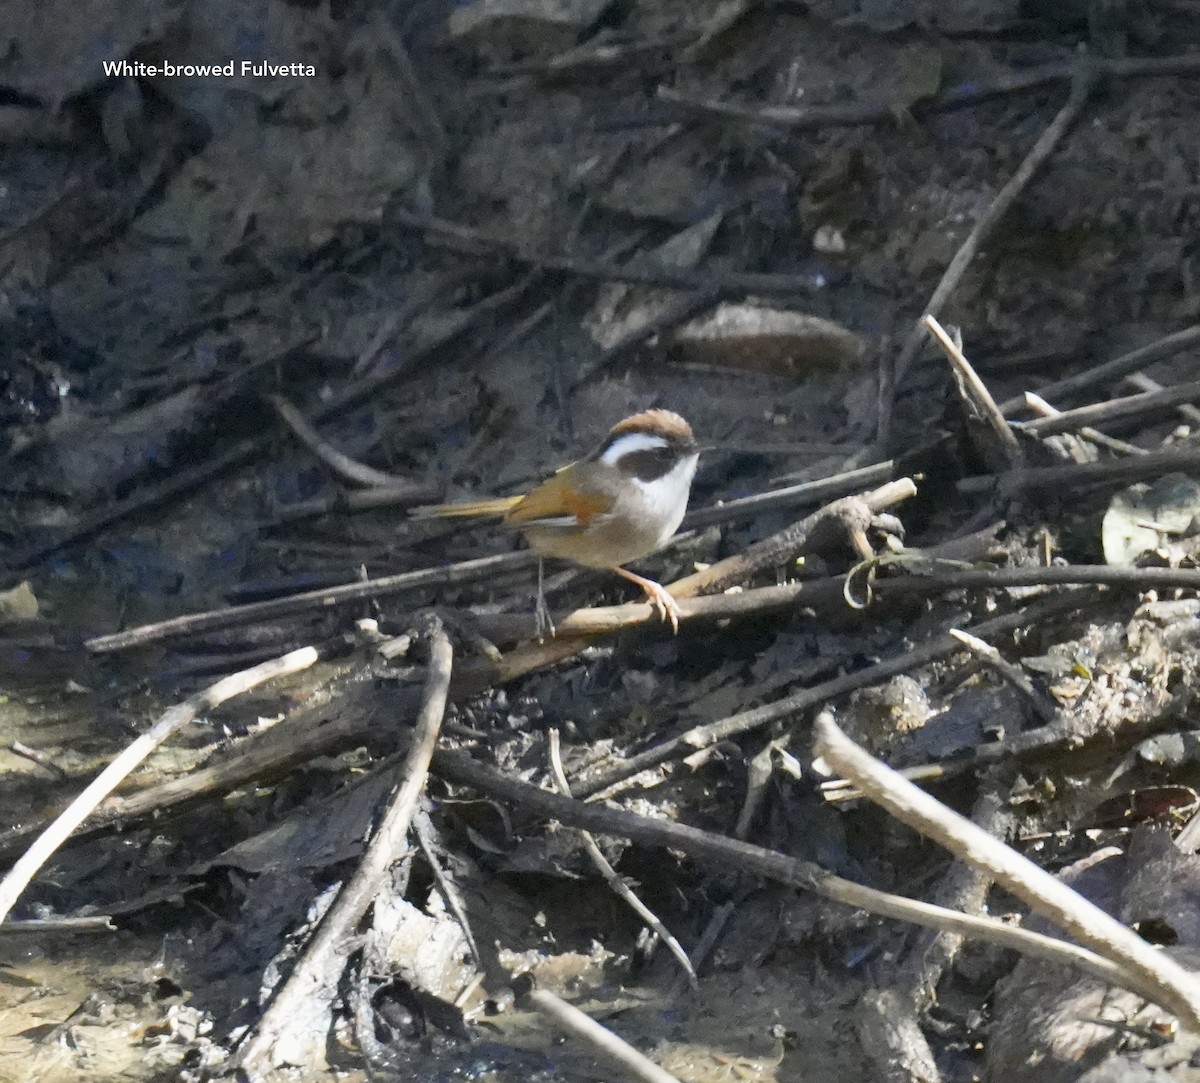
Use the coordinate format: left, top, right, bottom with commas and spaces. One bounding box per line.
534, 590, 557, 641
642, 579, 681, 633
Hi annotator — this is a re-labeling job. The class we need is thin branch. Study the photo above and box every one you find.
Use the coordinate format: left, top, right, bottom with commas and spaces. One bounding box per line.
238, 627, 453, 1074
681, 460, 895, 531
998, 323, 1200, 415
0, 647, 319, 924
84, 551, 538, 653
658, 53, 1200, 131
434, 749, 1150, 1001
1023, 391, 1146, 456
671, 478, 918, 599
547, 730, 698, 990
873, 563, 1200, 596
390, 207, 822, 297
267, 392, 440, 497
1015, 378, 1200, 436
514, 979, 683, 1083
1125, 372, 1200, 424
813, 712, 1200, 1030
958, 446, 1200, 494
887, 75, 1093, 430
923, 315, 1024, 466
948, 628, 1058, 724
569, 590, 1092, 798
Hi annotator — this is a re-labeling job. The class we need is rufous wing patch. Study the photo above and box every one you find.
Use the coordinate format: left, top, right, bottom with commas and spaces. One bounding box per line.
505, 469, 612, 526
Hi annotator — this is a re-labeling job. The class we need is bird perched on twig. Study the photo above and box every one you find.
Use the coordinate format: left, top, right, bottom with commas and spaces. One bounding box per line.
415, 409, 700, 636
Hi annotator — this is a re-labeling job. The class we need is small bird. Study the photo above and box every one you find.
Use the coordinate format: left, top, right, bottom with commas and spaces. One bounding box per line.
417, 409, 700, 634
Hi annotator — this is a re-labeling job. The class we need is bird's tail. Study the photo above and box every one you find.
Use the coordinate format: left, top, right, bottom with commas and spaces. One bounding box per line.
409, 496, 522, 519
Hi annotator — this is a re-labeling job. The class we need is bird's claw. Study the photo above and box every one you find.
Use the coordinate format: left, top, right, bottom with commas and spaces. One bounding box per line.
642, 581, 681, 634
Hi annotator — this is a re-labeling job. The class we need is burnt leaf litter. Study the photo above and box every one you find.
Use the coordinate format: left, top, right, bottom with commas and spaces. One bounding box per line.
3, 0, 1200, 1080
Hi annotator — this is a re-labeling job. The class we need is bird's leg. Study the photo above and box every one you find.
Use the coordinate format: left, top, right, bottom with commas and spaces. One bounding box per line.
612, 566, 681, 633
534, 558, 556, 640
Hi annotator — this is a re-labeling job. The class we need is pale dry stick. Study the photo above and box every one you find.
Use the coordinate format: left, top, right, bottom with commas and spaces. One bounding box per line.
1023, 391, 1146, 456
887, 74, 1093, 431
0, 647, 318, 925
514, 979, 682, 1083
267, 392, 438, 496
813, 712, 1200, 1031
948, 628, 1058, 723
238, 628, 453, 1076
435, 749, 1149, 999
547, 730, 698, 991
84, 550, 539, 653
1016, 378, 1200, 437
997, 324, 1200, 416
923, 315, 1024, 465
1125, 372, 1200, 425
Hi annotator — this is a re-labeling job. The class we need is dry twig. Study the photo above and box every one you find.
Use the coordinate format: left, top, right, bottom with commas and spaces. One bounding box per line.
0, 647, 318, 925
813, 712, 1200, 1030
886, 74, 1094, 437
514, 977, 683, 1083
547, 730, 697, 990
238, 627, 453, 1074
267, 392, 440, 497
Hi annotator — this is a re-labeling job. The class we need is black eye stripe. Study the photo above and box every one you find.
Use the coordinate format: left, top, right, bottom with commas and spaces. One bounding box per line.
617, 447, 679, 481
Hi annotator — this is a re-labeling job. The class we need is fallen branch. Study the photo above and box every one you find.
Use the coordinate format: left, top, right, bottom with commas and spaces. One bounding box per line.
547, 730, 697, 990
813, 712, 1200, 1030
958, 446, 1200, 494
514, 977, 683, 1083
267, 392, 440, 498
433, 748, 1149, 1000
570, 589, 1092, 798
84, 551, 538, 653
238, 627, 453, 1075
886, 74, 1093, 435
924, 315, 1024, 468
0, 647, 318, 924
998, 323, 1200, 415
1016, 378, 1200, 437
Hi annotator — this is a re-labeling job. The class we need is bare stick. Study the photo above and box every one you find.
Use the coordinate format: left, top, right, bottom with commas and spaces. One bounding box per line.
958, 445, 1200, 495
547, 730, 698, 990
923, 315, 1023, 465
671, 478, 918, 599
888, 75, 1093, 421
1125, 372, 1200, 424
998, 323, 1200, 415
570, 590, 1090, 798
390, 208, 820, 297
514, 978, 682, 1083
1016, 378, 1200, 437
0, 647, 318, 924
659, 53, 1200, 133
267, 393, 440, 497
948, 628, 1058, 723
873, 563, 1200, 595
238, 627, 453, 1074
681, 460, 895, 531
84, 551, 538, 653
1023, 392, 1146, 455
435, 750, 1146, 999
813, 713, 1200, 1030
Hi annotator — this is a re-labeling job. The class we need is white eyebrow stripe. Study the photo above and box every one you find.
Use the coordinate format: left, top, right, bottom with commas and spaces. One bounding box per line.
599, 431, 670, 465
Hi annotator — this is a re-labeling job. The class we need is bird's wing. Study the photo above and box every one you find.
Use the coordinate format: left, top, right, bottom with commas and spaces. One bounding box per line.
504, 469, 612, 529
